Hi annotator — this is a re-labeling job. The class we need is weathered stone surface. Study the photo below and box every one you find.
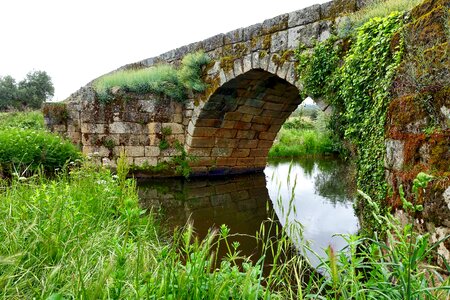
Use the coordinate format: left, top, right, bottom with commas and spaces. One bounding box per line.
385, 139, 404, 170
288, 4, 321, 28
288, 22, 319, 48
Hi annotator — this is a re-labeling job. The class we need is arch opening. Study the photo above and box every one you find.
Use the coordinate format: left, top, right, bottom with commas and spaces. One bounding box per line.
186, 69, 302, 175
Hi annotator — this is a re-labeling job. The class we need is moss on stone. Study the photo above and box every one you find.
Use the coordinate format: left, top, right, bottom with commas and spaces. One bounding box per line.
428, 133, 450, 170
323, 0, 358, 19
271, 50, 295, 67
262, 34, 272, 50
259, 50, 268, 59
219, 56, 235, 73
387, 95, 427, 133
42, 103, 69, 125
407, 6, 449, 48
411, 0, 450, 19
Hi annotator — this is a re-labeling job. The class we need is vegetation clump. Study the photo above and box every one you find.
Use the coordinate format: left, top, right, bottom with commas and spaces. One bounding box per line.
0, 70, 54, 111
0, 111, 80, 177
297, 12, 406, 231
94, 51, 211, 103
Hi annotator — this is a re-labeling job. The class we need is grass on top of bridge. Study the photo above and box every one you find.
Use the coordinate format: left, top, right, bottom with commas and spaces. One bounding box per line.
94, 51, 210, 103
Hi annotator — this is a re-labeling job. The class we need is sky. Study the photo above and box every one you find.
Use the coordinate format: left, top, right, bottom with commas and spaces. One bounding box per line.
0, 0, 329, 101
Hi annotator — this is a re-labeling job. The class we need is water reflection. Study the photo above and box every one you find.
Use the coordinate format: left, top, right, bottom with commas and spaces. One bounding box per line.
137, 156, 359, 270
139, 173, 271, 259
265, 157, 359, 269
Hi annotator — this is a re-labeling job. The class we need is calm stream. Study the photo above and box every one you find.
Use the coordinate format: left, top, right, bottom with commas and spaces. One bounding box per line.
138, 156, 359, 269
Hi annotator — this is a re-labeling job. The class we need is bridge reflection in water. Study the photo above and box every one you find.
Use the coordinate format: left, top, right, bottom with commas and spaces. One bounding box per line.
137, 157, 359, 269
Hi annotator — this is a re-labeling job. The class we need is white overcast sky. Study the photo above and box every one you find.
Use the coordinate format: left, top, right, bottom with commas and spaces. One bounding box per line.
0, 0, 329, 100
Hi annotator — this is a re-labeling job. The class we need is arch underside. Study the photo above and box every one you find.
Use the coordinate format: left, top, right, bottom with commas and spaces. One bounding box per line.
187, 69, 301, 175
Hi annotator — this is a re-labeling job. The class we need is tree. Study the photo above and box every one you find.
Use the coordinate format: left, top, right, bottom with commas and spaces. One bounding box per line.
0, 75, 19, 110
17, 71, 54, 109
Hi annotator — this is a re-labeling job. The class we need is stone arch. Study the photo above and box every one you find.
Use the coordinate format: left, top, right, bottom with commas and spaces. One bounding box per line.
186, 69, 302, 175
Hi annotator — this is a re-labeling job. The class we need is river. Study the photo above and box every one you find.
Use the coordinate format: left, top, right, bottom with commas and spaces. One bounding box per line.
138, 156, 359, 270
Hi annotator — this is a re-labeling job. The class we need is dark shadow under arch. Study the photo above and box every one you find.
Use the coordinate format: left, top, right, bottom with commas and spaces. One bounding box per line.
186, 69, 301, 175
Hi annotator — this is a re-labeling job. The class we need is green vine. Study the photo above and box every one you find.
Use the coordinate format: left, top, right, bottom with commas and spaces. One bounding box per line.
296, 12, 406, 233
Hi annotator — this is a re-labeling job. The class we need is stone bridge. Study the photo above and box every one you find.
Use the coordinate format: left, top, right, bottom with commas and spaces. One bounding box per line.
45, 0, 366, 175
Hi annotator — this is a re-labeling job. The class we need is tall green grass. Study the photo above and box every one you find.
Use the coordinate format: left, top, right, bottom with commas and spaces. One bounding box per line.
0, 110, 44, 130
269, 114, 336, 158
338, 0, 423, 37
0, 128, 80, 176
0, 156, 280, 299
94, 51, 211, 103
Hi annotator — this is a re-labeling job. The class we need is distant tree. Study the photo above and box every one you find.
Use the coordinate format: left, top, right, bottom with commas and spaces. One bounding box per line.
0, 75, 19, 110
17, 71, 54, 109
0, 71, 54, 111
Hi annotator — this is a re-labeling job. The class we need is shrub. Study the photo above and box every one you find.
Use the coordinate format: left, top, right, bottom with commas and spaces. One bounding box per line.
0, 128, 81, 176
94, 51, 211, 103
338, 0, 423, 37
0, 110, 45, 130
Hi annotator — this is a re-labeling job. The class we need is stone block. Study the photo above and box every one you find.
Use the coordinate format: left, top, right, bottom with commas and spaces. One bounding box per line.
258, 140, 274, 148
268, 124, 283, 133
252, 116, 273, 125
232, 149, 251, 158
172, 113, 183, 123
277, 61, 291, 79
203, 33, 224, 51
288, 4, 321, 27
81, 123, 105, 134
268, 55, 278, 74
254, 157, 268, 167
234, 121, 252, 130
385, 139, 404, 170
237, 157, 255, 166
263, 109, 285, 118
189, 137, 216, 148
241, 114, 254, 122
216, 157, 237, 166
259, 132, 278, 140
147, 123, 161, 134
211, 147, 234, 157
188, 148, 212, 157
270, 30, 288, 53
237, 130, 256, 139
245, 98, 265, 108
211, 193, 232, 206
264, 102, 285, 111
215, 138, 238, 148
250, 148, 270, 157
162, 123, 184, 135
238, 105, 263, 115
238, 139, 258, 149
287, 22, 319, 49
252, 51, 261, 69
215, 129, 237, 138
83, 146, 110, 157
224, 111, 243, 121
195, 118, 222, 127
224, 28, 244, 44
243, 54, 252, 73
221, 120, 236, 129
233, 59, 244, 77
251, 123, 269, 132
145, 146, 161, 157
124, 146, 145, 157
134, 157, 158, 167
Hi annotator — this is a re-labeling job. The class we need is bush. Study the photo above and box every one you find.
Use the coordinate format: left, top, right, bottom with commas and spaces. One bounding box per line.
0, 110, 44, 130
337, 0, 422, 37
94, 51, 211, 103
0, 128, 81, 176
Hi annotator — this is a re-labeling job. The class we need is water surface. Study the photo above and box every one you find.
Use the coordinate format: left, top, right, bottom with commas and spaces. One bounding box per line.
138, 156, 359, 268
